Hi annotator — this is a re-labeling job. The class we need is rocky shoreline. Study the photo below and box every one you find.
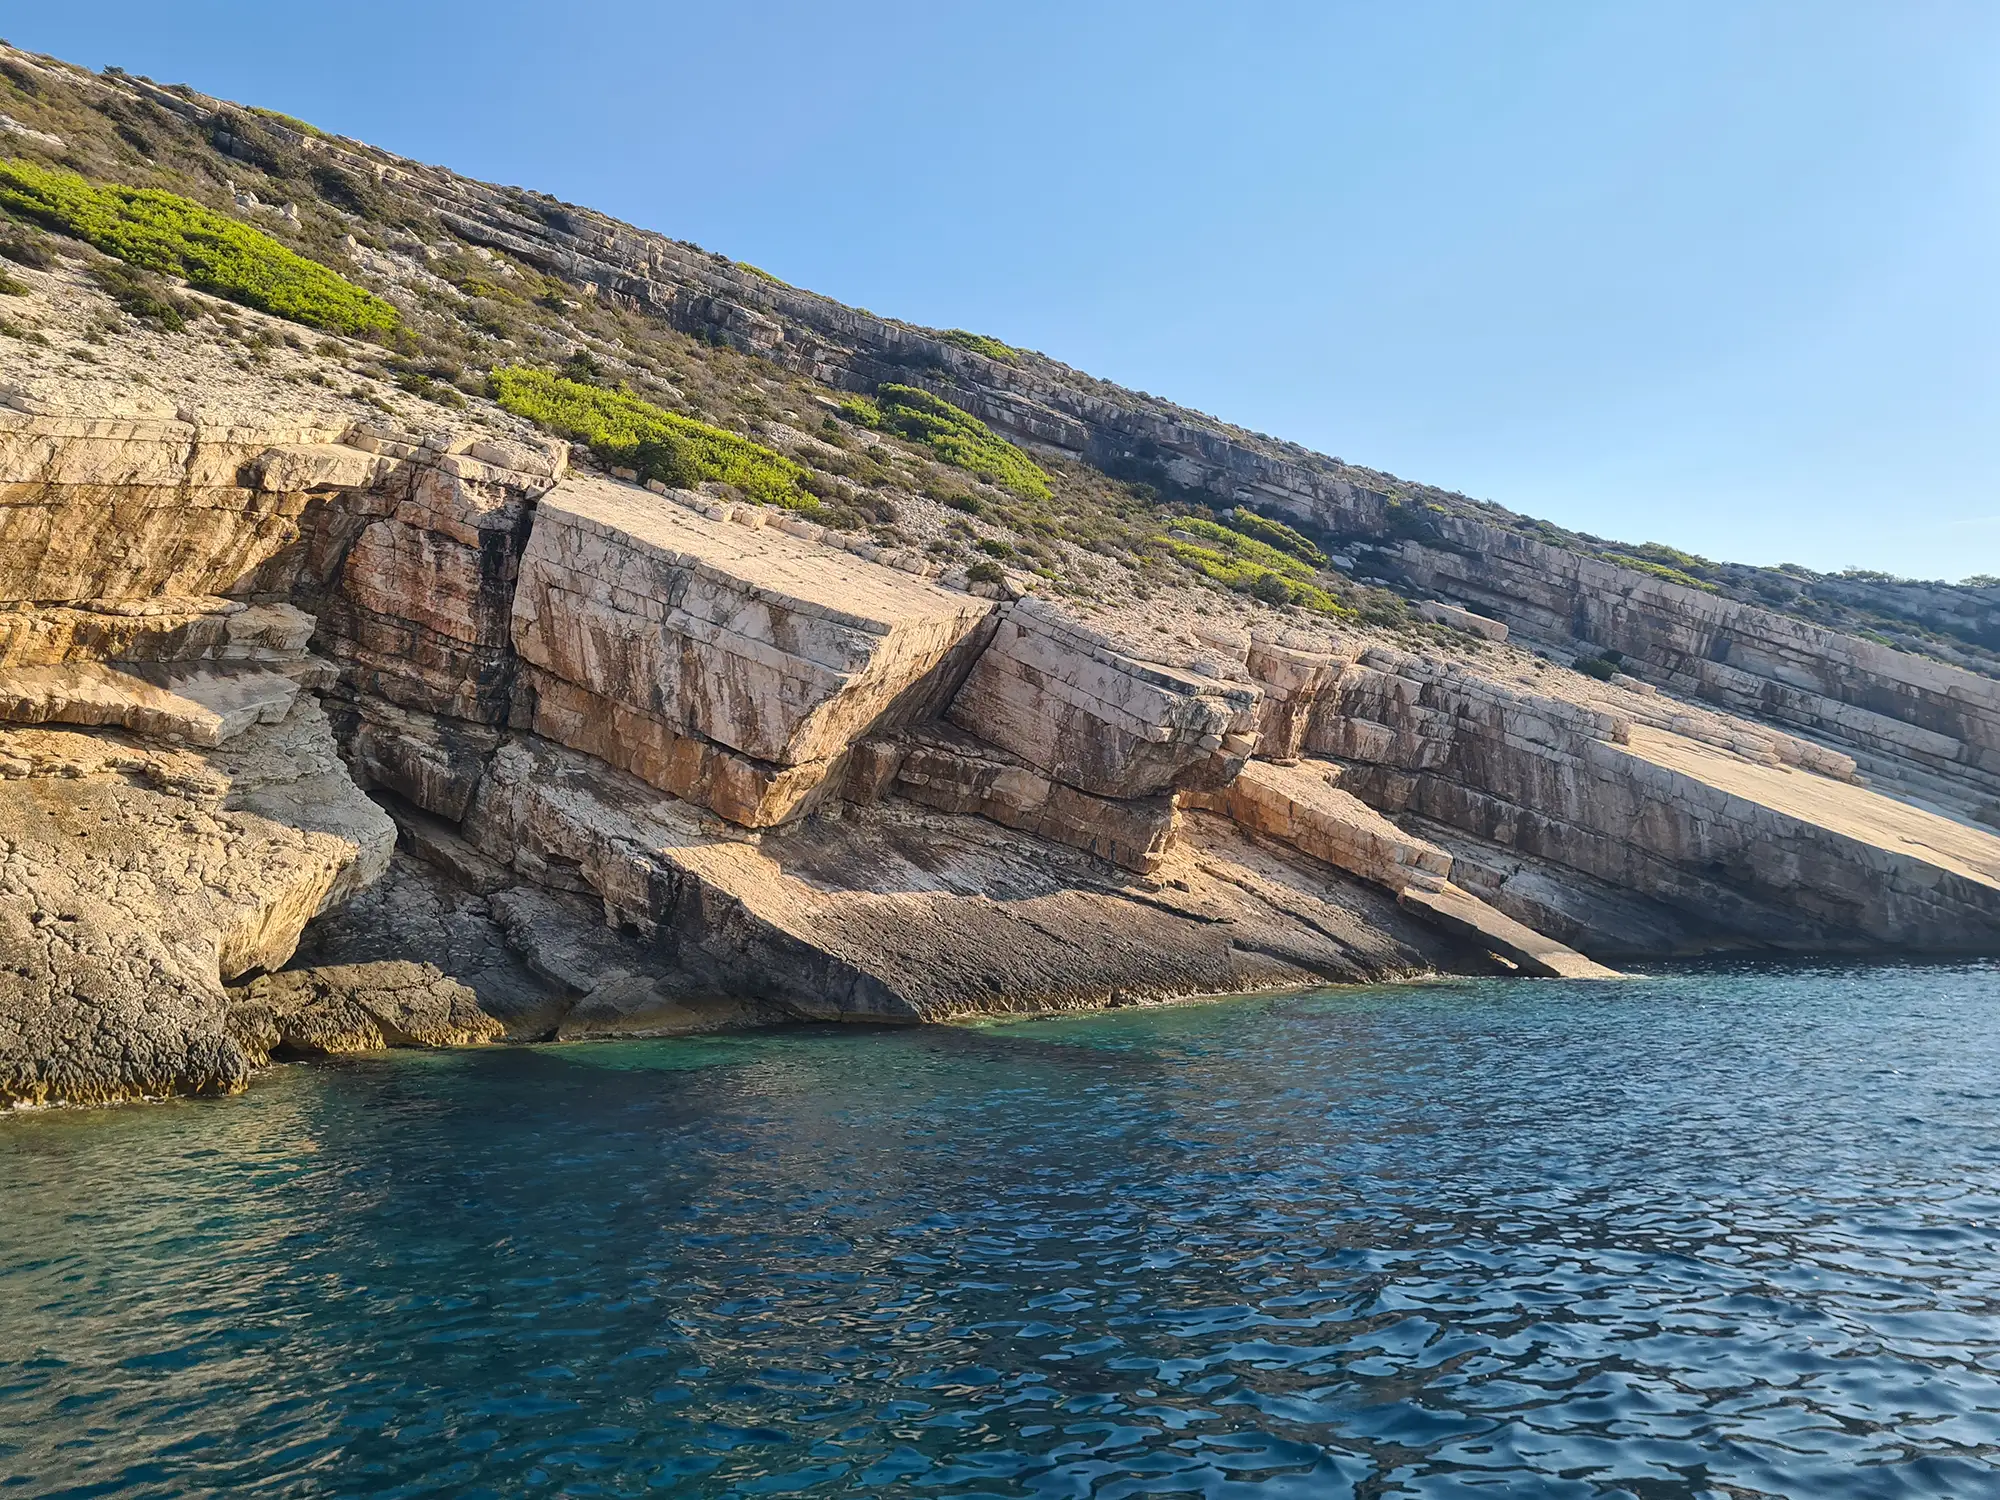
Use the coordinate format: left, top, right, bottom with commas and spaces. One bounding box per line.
4, 43, 2000, 1107
9, 399, 2000, 1107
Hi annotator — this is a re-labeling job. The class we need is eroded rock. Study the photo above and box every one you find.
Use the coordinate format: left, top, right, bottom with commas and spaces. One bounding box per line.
226, 960, 502, 1062
947, 597, 1261, 798
509, 476, 995, 826
0, 704, 394, 1106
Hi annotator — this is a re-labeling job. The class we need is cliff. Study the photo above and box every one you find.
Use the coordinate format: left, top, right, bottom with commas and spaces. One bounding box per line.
2, 44, 1997, 1106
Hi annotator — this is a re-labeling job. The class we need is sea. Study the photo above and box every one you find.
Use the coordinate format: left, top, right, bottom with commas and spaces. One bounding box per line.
2, 963, 1997, 1498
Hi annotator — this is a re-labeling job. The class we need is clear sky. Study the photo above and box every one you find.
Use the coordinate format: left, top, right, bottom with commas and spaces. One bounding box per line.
11, 3, 1999, 579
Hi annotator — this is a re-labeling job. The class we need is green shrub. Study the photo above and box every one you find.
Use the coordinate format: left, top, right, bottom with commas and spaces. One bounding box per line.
0, 267, 24, 296
89, 260, 190, 329
966, 559, 1006, 585
490, 366, 816, 510
837, 394, 882, 428
1616, 542, 1717, 577
1575, 655, 1619, 681
736, 261, 786, 286
0, 159, 398, 337
249, 106, 323, 138
1223, 508, 1326, 566
975, 537, 1014, 559
936, 328, 1018, 364
1158, 516, 1350, 617
872, 384, 1050, 500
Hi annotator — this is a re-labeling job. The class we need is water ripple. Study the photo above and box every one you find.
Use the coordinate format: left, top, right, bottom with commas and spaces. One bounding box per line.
2, 963, 1998, 1496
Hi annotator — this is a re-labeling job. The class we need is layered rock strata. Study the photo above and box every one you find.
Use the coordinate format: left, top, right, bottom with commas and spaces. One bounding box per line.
509, 476, 994, 826
9, 395, 2000, 1108
1382, 523, 2000, 814
1311, 649, 2000, 954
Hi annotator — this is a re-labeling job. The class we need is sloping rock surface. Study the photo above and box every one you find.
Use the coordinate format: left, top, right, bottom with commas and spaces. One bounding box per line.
0, 705, 394, 1105
511, 476, 994, 825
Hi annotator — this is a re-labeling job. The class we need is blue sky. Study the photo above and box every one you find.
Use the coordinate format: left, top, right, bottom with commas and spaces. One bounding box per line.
12, 3, 1999, 579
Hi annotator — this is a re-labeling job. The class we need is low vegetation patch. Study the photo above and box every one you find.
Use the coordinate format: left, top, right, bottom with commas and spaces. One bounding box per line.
1160, 517, 1348, 616
1574, 650, 1624, 681
1590, 541, 1720, 592
0, 159, 397, 336
248, 106, 323, 138
1221, 507, 1327, 566
846, 384, 1050, 501
490, 366, 816, 509
0, 227, 52, 269
89, 260, 191, 329
936, 328, 1019, 364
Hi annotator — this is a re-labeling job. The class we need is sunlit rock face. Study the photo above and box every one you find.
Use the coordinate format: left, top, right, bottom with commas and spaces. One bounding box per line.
0, 701, 397, 1106
509, 476, 995, 826
947, 597, 1261, 799
1307, 647, 2000, 954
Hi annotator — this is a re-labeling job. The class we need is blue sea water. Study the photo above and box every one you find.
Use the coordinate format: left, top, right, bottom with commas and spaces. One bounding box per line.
2, 964, 1999, 1499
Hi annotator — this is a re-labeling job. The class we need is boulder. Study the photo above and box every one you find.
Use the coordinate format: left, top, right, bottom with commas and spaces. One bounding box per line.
946, 597, 1261, 798
509, 475, 994, 825
225, 960, 502, 1062
0, 702, 395, 1106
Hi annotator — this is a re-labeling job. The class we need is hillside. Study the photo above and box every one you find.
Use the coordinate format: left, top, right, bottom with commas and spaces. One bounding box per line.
3, 45, 1994, 670
5, 41, 2000, 1108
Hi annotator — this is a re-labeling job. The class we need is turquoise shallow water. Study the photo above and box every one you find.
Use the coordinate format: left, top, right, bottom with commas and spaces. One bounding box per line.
2, 966, 1999, 1498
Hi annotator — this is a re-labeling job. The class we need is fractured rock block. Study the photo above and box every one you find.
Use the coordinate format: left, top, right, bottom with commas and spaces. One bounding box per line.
0, 661, 303, 746
1246, 634, 1353, 764
1185, 757, 1451, 893
947, 597, 1261, 798
0, 413, 353, 603
513, 664, 835, 828
1417, 599, 1508, 641
876, 726, 1180, 873
510, 475, 993, 824
0, 599, 314, 668
1397, 883, 1619, 979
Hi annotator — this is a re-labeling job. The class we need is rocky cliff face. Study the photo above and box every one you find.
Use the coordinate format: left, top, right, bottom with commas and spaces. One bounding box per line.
4, 43, 2000, 1108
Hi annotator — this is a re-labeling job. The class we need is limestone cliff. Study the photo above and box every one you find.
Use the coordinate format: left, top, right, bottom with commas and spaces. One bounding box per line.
2, 42, 1999, 1107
